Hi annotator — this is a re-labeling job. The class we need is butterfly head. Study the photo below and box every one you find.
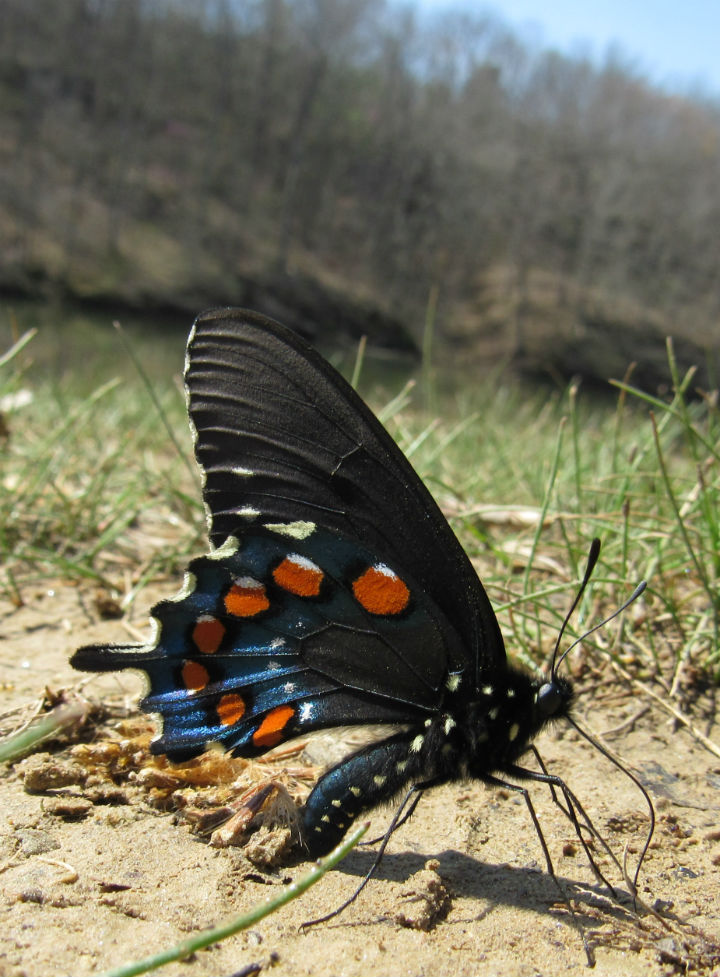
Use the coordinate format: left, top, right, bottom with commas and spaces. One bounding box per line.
535, 673, 574, 721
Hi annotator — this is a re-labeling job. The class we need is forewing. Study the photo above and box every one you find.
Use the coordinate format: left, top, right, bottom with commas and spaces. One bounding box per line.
186, 308, 505, 683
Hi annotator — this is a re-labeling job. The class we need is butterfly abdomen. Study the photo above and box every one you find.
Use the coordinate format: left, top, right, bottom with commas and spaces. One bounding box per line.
303, 724, 457, 856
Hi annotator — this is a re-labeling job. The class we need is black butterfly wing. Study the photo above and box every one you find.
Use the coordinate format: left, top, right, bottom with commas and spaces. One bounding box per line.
74, 524, 459, 760
186, 307, 505, 695
73, 307, 507, 759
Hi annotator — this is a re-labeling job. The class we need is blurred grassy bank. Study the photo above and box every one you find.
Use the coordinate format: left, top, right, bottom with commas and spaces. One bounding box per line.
1, 316, 717, 682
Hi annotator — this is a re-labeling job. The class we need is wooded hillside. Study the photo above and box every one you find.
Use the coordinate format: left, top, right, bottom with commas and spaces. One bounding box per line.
2, 0, 719, 378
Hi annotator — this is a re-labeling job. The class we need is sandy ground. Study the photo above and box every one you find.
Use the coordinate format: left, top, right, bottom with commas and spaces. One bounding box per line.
2, 583, 720, 977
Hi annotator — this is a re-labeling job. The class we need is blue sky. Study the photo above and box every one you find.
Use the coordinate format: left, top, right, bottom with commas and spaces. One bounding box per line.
416, 0, 720, 95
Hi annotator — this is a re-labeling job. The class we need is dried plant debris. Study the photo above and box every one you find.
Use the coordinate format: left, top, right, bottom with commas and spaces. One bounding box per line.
393, 860, 452, 932
14, 717, 312, 867
590, 912, 720, 975
92, 589, 124, 620
16, 753, 88, 792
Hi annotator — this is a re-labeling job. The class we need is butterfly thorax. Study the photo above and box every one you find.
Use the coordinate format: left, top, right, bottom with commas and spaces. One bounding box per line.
443, 665, 575, 778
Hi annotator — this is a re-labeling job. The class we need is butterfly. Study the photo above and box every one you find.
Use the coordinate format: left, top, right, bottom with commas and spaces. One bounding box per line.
71, 308, 646, 898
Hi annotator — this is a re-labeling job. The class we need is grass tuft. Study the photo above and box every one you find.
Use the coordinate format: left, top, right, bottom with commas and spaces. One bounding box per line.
2, 326, 718, 682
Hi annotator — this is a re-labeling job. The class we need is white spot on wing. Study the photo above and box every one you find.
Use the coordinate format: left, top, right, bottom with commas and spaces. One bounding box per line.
410, 735, 424, 753
234, 575, 263, 589
285, 553, 321, 572
299, 702, 313, 721
509, 722, 520, 741
208, 536, 240, 560
265, 520, 316, 540
238, 506, 260, 520
205, 739, 228, 755
482, 685, 493, 696
488, 706, 499, 720
446, 674, 461, 692
373, 563, 398, 579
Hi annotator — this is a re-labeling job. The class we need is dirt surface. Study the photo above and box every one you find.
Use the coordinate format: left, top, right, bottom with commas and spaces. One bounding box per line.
2, 583, 720, 977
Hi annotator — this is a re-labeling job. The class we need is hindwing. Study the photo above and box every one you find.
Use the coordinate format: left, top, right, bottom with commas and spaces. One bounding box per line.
74, 527, 457, 759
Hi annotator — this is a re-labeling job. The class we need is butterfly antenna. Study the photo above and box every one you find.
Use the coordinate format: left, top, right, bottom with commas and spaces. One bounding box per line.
550, 538, 601, 678
554, 579, 647, 677
548, 552, 652, 903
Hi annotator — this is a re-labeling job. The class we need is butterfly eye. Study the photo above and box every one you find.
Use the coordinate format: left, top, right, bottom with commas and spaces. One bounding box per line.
536, 681, 563, 717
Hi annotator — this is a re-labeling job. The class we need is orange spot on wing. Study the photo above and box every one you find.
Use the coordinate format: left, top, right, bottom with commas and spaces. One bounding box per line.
352, 564, 410, 615
252, 705, 295, 748
273, 554, 324, 597
217, 693, 246, 726
182, 660, 209, 692
224, 577, 270, 617
192, 615, 225, 654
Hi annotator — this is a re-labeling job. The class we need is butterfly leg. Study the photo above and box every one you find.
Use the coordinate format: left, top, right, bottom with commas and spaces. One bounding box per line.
482, 773, 595, 967
528, 748, 615, 886
359, 788, 424, 847
482, 773, 556, 876
505, 759, 618, 898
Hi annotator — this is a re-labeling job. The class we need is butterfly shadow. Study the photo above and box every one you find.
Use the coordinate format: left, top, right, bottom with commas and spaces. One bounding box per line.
319, 844, 641, 929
